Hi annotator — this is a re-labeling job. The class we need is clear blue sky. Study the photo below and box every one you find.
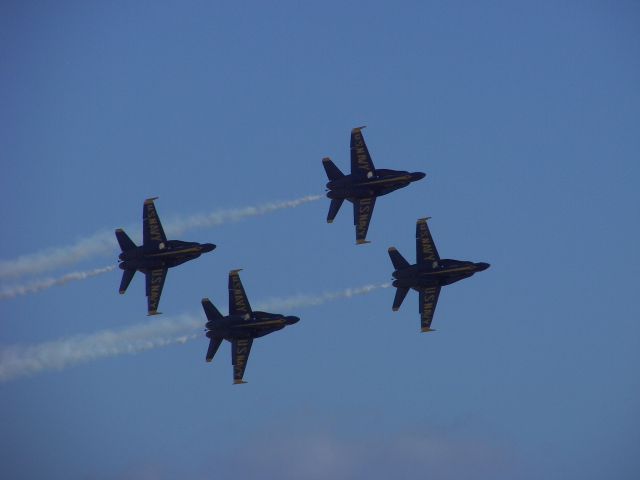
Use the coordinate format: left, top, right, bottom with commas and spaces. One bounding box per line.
1, 1, 639, 479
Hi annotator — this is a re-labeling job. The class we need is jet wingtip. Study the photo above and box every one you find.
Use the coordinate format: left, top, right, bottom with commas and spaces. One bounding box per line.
418, 216, 432, 222
388, 246, 398, 252
327, 219, 334, 224
352, 125, 367, 133
229, 268, 243, 275
119, 290, 126, 295
322, 157, 332, 163
205, 358, 213, 363
201, 297, 211, 304
392, 307, 400, 312
144, 196, 159, 204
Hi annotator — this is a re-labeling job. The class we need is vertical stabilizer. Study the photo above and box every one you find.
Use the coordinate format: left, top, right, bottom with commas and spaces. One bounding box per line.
388, 247, 410, 270
322, 157, 344, 181
201, 298, 224, 321
115, 229, 137, 252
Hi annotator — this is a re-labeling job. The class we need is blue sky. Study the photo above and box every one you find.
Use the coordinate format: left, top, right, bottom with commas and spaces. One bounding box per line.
1, 1, 639, 479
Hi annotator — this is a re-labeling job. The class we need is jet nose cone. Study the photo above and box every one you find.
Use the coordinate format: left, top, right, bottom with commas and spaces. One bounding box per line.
412, 172, 426, 181
476, 262, 490, 271
286, 315, 300, 325
202, 243, 216, 253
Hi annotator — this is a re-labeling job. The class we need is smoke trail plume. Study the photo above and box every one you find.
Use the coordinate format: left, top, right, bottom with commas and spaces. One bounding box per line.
0, 266, 116, 300
256, 283, 391, 311
0, 195, 322, 279
0, 231, 118, 281
164, 195, 323, 236
0, 283, 389, 382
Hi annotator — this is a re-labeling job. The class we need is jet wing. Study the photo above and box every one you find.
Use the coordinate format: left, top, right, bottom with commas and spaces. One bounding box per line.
228, 269, 252, 317
419, 286, 441, 332
353, 197, 376, 245
143, 197, 168, 247
416, 217, 440, 265
231, 338, 253, 384
145, 267, 168, 315
350, 127, 375, 178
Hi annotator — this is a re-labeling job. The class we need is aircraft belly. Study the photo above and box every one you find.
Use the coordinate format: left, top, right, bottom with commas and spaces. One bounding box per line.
166, 256, 196, 267
441, 273, 473, 286
412, 279, 440, 290
122, 258, 164, 271
330, 188, 375, 199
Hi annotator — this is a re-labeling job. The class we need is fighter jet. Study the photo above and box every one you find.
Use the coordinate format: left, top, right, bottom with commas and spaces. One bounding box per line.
202, 269, 300, 384
388, 217, 489, 332
322, 127, 426, 244
116, 197, 216, 315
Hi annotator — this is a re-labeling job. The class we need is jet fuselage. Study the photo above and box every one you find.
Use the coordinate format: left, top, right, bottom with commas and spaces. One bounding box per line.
392, 259, 490, 290
206, 311, 300, 341
118, 240, 216, 271
326, 169, 426, 200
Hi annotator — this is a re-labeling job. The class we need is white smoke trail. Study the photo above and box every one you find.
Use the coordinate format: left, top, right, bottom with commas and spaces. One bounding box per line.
256, 283, 391, 311
0, 265, 116, 300
0, 283, 390, 382
0, 194, 322, 279
0, 231, 118, 281
164, 195, 323, 236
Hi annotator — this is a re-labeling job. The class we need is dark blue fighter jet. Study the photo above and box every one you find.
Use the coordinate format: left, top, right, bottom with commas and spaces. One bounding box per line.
116, 197, 216, 315
202, 270, 300, 384
388, 217, 489, 332
323, 127, 426, 244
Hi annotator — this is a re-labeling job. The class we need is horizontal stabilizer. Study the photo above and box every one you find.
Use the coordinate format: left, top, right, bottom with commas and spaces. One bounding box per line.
322, 157, 344, 181
202, 298, 224, 321
119, 269, 136, 294
115, 229, 137, 252
392, 287, 409, 311
327, 198, 344, 224
388, 247, 410, 270
206, 337, 223, 362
